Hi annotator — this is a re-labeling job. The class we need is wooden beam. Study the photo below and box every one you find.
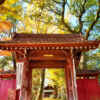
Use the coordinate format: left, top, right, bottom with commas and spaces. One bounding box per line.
16, 50, 66, 62
28, 50, 66, 57
0, 73, 16, 78
0, 40, 99, 51
64, 50, 78, 100
30, 61, 65, 68
29, 56, 66, 61
20, 57, 32, 100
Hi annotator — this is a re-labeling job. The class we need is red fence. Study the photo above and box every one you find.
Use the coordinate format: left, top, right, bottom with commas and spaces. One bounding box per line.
77, 79, 100, 100
0, 79, 16, 100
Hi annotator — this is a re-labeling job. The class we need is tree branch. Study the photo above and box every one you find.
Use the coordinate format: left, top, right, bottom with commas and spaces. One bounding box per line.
12, 52, 16, 71
85, 0, 100, 40
48, 7, 62, 16
78, 0, 87, 34
52, 0, 63, 4
61, 0, 79, 33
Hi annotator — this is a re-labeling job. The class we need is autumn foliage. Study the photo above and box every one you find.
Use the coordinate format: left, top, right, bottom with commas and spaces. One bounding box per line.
0, 50, 11, 56
0, 21, 13, 33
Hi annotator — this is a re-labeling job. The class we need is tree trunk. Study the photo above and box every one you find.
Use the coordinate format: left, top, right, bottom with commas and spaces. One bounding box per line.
38, 69, 45, 100
12, 52, 16, 71
80, 53, 87, 70
79, 54, 84, 69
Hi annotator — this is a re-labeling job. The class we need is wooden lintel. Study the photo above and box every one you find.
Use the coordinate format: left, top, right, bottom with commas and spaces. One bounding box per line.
29, 56, 66, 61
31, 65, 64, 68
30, 61, 65, 68
28, 50, 66, 56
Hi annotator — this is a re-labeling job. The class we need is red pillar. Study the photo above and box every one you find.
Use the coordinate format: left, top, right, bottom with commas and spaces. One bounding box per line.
19, 55, 32, 100
65, 49, 78, 100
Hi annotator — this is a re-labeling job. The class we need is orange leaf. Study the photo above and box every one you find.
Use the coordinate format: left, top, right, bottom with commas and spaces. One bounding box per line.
0, 21, 13, 33
0, 50, 11, 56
1, 37, 11, 40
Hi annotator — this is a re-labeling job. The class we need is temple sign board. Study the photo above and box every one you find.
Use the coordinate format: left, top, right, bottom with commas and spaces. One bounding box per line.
0, 33, 100, 100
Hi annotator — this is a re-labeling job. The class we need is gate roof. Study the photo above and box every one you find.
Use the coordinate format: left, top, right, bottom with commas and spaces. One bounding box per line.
0, 33, 99, 51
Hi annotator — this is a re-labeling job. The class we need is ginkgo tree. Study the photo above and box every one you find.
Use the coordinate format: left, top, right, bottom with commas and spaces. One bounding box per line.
46, 69, 67, 99
0, 0, 22, 21
0, 0, 23, 71
16, 0, 69, 34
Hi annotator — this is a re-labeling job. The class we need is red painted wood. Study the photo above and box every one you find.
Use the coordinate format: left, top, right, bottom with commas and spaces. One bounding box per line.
0, 40, 99, 52
20, 57, 32, 100
1, 74, 100, 100
0, 79, 16, 100
16, 89, 20, 100
77, 79, 100, 100
65, 50, 78, 100
8, 89, 16, 100
0, 73, 16, 78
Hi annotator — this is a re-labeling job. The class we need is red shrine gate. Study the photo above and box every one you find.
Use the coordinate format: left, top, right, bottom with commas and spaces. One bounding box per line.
0, 33, 100, 100
1, 70, 100, 100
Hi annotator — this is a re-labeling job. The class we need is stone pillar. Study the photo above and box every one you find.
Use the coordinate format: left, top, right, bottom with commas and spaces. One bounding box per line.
65, 49, 78, 100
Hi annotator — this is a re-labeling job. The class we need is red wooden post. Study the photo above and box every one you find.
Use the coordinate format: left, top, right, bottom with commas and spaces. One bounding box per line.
20, 50, 32, 100
65, 49, 78, 100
